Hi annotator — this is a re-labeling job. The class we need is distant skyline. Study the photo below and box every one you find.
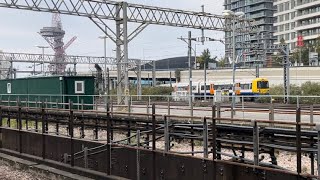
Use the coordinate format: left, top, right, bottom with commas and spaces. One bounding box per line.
0, 0, 224, 74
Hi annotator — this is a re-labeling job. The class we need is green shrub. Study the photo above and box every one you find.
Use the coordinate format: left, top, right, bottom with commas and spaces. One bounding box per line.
268, 81, 320, 104
141, 86, 173, 101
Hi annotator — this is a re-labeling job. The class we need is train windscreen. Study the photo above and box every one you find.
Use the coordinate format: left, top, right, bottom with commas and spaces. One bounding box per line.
257, 81, 269, 89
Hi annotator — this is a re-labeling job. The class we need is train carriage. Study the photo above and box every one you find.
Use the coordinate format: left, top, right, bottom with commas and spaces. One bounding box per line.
169, 78, 269, 101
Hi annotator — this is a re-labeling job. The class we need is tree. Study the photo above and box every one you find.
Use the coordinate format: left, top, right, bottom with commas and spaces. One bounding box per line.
197, 49, 211, 69
175, 69, 181, 82
291, 47, 309, 65
272, 38, 286, 66
217, 56, 227, 67
291, 35, 320, 66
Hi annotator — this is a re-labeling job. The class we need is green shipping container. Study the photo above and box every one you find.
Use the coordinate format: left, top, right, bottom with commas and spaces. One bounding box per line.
0, 76, 95, 110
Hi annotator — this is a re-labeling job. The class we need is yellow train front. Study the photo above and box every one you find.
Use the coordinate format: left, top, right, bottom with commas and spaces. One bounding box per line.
250, 78, 269, 95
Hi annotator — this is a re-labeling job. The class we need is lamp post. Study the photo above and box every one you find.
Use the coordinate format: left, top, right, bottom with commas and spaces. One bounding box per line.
222, 10, 245, 118
99, 35, 108, 92
35, 45, 49, 74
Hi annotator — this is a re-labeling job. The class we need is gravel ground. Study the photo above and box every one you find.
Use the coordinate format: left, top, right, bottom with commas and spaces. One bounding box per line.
0, 161, 50, 180
158, 140, 317, 175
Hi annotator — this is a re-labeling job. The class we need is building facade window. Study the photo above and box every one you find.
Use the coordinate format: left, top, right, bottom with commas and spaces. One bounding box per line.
75, 81, 85, 94
7, 83, 11, 94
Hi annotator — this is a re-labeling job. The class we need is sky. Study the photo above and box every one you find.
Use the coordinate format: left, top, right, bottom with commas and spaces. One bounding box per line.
0, 0, 225, 75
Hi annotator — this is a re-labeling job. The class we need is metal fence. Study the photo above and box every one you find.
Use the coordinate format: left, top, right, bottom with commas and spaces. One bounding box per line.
0, 102, 319, 179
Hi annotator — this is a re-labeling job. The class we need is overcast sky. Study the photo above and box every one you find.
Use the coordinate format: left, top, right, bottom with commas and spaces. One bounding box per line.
0, 0, 224, 74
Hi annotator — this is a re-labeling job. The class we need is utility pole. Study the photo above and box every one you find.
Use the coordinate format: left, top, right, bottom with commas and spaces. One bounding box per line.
98, 35, 108, 92
222, 10, 244, 117
152, 60, 156, 87
231, 16, 236, 117
201, 5, 205, 45
194, 44, 197, 69
188, 31, 193, 117
107, 67, 110, 103
284, 45, 290, 104
256, 65, 259, 78
137, 60, 142, 100
35, 45, 49, 74
204, 56, 207, 101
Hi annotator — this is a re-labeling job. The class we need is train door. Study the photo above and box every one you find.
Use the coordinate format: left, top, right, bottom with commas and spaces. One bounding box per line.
210, 83, 214, 95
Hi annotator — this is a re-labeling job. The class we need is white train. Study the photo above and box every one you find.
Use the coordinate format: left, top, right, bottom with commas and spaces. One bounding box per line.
162, 78, 269, 101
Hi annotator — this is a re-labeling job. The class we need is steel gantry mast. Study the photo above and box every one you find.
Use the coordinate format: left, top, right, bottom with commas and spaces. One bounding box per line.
0, 0, 257, 105
0, 52, 151, 65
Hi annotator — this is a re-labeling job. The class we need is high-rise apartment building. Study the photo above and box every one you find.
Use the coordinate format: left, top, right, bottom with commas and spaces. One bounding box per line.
274, 0, 320, 50
224, 0, 276, 66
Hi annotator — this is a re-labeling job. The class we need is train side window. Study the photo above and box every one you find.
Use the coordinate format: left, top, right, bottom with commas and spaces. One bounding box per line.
201, 85, 210, 90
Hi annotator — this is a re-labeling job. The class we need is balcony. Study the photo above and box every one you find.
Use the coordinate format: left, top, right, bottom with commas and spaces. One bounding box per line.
295, 11, 320, 21
295, 0, 320, 10
297, 0, 320, 6
247, 0, 273, 6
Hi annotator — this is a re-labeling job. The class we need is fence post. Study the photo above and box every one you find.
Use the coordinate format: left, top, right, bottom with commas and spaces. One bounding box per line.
94, 115, 98, 140
230, 101, 234, 119
84, 147, 88, 169
95, 97, 98, 111
164, 115, 169, 152
106, 102, 111, 175
35, 103, 38, 132
147, 100, 150, 116
45, 99, 48, 132
136, 130, 141, 180
16, 97, 19, 129
152, 103, 156, 180
203, 117, 208, 158
18, 100, 22, 154
212, 105, 217, 179
252, 120, 259, 167
316, 124, 320, 179
63, 153, 68, 164
0, 106, 2, 148
127, 120, 131, 145
25, 98, 29, 130
110, 96, 113, 115
7, 107, 10, 128
128, 95, 132, 116
310, 137, 315, 175
0, 106, 2, 128
77, 95, 80, 111
296, 107, 301, 174
69, 101, 74, 167
269, 103, 274, 127
167, 97, 171, 120
217, 103, 221, 123
41, 102, 46, 159
310, 104, 314, 130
